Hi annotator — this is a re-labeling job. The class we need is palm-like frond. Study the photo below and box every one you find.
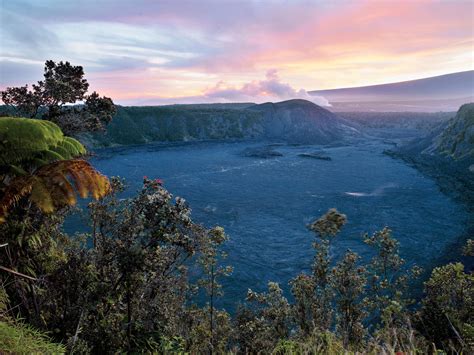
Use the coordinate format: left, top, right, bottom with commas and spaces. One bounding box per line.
0, 159, 110, 222
0, 117, 86, 170
0, 117, 109, 222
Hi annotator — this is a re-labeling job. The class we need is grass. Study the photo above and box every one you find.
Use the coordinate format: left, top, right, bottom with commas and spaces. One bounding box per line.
0, 319, 65, 354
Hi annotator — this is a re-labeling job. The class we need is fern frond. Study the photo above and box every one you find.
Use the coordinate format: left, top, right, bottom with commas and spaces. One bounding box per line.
0, 117, 87, 169
40, 149, 66, 163
0, 159, 110, 222
60, 137, 86, 156
30, 177, 54, 213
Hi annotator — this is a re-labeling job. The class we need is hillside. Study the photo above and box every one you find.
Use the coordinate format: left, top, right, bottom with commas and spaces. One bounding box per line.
247, 99, 359, 143
395, 103, 474, 161
81, 105, 263, 146
425, 103, 474, 159
390, 103, 474, 207
311, 71, 474, 112
339, 111, 453, 131
82, 99, 360, 147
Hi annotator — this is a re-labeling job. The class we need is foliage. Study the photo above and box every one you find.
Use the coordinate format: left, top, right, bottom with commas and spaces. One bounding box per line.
0, 116, 85, 168
0, 320, 66, 353
1, 60, 116, 135
1, 187, 472, 354
463, 238, 474, 256
363, 227, 422, 343
0, 177, 233, 353
291, 208, 347, 335
196, 226, 233, 352
0, 285, 65, 353
236, 282, 292, 352
272, 331, 345, 354
435, 103, 474, 159
0, 159, 109, 222
82, 105, 264, 146
0, 117, 109, 222
418, 262, 474, 352
331, 251, 367, 348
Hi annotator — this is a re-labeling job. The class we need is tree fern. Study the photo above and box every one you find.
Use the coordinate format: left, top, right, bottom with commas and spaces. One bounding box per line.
0, 117, 109, 222
0, 160, 109, 221
0, 117, 86, 169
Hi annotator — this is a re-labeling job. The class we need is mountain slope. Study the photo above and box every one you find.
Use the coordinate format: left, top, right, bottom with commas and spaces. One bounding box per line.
425, 103, 474, 160
310, 71, 474, 112
396, 103, 474, 160
81, 99, 360, 147
390, 103, 474, 207
247, 99, 359, 143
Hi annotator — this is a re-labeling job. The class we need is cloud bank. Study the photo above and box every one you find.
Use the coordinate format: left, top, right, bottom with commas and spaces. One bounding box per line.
203, 70, 330, 106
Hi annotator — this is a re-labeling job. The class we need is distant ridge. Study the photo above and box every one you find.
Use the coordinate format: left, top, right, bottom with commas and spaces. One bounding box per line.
310, 71, 474, 112
82, 99, 360, 147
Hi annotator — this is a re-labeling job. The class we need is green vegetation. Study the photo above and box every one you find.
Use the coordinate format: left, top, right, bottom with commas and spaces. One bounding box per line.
0, 117, 109, 222
0, 319, 65, 353
0, 116, 85, 166
1, 175, 472, 352
1, 62, 472, 353
1, 60, 116, 136
435, 103, 474, 159
0, 286, 65, 353
84, 105, 264, 146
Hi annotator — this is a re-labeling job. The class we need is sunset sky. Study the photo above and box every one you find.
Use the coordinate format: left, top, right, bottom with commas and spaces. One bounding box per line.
1, 0, 473, 105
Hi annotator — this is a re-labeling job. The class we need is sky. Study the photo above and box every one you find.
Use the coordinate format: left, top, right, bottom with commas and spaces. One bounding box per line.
1, 0, 473, 105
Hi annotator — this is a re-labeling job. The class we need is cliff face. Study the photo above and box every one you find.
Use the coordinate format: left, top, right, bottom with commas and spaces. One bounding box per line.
82, 99, 360, 147
82, 106, 264, 146
425, 103, 474, 159
390, 103, 474, 208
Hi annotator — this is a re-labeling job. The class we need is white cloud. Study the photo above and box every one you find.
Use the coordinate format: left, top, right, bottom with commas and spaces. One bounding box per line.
203, 70, 330, 106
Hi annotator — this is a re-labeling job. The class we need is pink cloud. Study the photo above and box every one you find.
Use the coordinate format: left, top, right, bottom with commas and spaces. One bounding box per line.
203, 70, 330, 106
2, 0, 473, 102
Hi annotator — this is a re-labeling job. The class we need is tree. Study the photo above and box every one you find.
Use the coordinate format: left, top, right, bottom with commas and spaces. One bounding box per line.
291, 208, 347, 334
330, 251, 367, 348
363, 228, 421, 325
1, 60, 116, 135
236, 282, 292, 352
418, 262, 473, 352
36, 177, 232, 353
196, 226, 232, 353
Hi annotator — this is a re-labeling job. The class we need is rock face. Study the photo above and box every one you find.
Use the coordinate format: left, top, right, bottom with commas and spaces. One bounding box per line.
425, 103, 474, 159
247, 99, 360, 144
82, 99, 360, 147
395, 103, 474, 162
390, 103, 474, 208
